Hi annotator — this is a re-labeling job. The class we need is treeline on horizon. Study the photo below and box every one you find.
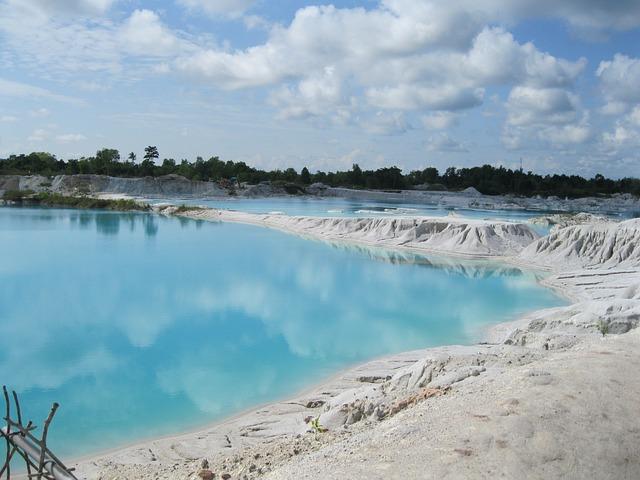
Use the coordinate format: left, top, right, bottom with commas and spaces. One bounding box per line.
1, 148, 639, 198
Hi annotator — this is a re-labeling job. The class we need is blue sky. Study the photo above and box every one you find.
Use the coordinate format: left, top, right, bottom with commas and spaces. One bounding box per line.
1, 0, 639, 177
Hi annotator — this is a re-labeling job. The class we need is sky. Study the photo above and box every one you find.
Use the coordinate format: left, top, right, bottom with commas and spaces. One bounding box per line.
0, 0, 639, 177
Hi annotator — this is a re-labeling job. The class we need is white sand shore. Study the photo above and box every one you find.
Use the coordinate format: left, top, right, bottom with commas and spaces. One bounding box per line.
72, 208, 640, 479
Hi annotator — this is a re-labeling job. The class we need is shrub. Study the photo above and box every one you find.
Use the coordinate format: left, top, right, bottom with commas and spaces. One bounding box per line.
597, 319, 609, 337
174, 204, 204, 213
2, 189, 34, 201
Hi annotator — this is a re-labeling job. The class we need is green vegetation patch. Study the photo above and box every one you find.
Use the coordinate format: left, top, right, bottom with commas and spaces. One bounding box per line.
34, 193, 149, 211
174, 204, 205, 213
2, 189, 149, 212
2, 189, 35, 201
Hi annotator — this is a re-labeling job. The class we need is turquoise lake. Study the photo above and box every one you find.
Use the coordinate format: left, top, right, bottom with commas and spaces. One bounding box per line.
0, 207, 565, 459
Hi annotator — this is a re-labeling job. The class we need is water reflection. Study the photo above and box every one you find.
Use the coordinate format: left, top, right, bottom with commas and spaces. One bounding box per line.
0, 207, 564, 458
321, 240, 528, 279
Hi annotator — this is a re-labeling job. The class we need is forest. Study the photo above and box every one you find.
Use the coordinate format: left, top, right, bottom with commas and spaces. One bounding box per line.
1, 148, 639, 198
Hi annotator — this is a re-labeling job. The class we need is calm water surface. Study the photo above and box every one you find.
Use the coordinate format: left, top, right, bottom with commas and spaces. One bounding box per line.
0, 207, 564, 458
147, 196, 552, 221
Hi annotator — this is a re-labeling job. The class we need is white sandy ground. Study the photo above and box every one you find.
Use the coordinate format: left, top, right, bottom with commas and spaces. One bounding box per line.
68, 207, 640, 480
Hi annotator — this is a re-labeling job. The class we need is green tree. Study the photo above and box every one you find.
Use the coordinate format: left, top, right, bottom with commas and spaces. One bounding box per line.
348, 164, 364, 186
283, 167, 298, 182
95, 149, 120, 175
144, 146, 159, 162
300, 167, 311, 184
128, 152, 136, 163
423, 167, 439, 184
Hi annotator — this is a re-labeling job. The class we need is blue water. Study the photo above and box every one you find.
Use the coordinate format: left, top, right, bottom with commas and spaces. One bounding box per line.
0, 207, 564, 459
147, 196, 550, 221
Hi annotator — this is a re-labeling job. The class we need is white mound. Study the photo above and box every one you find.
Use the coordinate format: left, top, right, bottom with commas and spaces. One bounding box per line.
521, 218, 640, 269
261, 216, 539, 257
461, 186, 482, 196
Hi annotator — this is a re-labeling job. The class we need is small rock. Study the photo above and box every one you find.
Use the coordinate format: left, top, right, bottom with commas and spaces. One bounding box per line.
198, 469, 215, 480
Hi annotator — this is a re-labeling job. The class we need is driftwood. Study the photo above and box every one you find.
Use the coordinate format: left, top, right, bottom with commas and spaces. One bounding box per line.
1, 386, 77, 480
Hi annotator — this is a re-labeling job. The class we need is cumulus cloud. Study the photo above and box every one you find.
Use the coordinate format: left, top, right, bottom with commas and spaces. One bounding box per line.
175, 13, 585, 133
506, 87, 581, 127
269, 66, 352, 121
597, 54, 640, 114
0, 0, 591, 130
120, 10, 184, 57
502, 85, 592, 149
366, 84, 484, 111
543, 122, 592, 146
600, 106, 640, 155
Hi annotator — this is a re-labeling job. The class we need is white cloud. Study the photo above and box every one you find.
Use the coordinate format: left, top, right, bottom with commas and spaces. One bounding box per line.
0, 78, 79, 104
27, 128, 49, 142
7, 0, 116, 16
600, 106, 640, 154
543, 122, 592, 146
56, 133, 87, 143
602, 125, 636, 149
176, 18, 584, 134
366, 84, 484, 111
503, 86, 592, 150
176, 0, 254, 18
422, 112, 458, 130
0, 0, 591, 137
506, 86, 580, 127
465, 28, 586, 88
597, 54, 640, 114
270, 66, 352, 121
120, 10, 186, 57
0, 5, 195, 78
426, 133, 468, 152
0, 115, 17, 122
362, 112, 411, 135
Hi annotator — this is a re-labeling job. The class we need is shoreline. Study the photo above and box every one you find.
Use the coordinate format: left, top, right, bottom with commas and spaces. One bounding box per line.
69, 270, 566, 468
68, 205, 640, 479
3, 200, 637, 478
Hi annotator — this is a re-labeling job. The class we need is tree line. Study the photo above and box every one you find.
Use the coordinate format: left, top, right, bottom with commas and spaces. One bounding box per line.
1, 148, 639, 198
